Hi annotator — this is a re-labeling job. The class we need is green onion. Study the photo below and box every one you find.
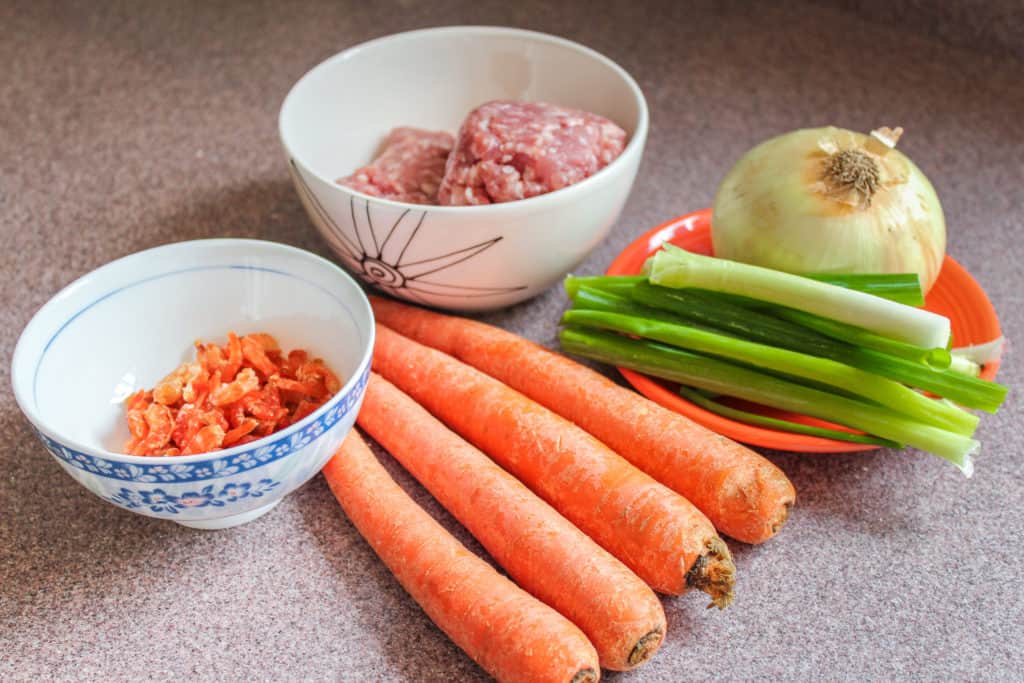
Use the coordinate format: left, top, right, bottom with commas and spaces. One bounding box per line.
630, 283, 1007, 412
844, 350, 1006, 413
754, 305, 951, 368
676, 386, 901, 447
647, 244, 951, 349
566, 272, 922, 304
803, 273, 924, 306
559, 327, 978, 475
572, 286, 677, 320
631, 283, 833, 350
564, 275, 645, 299
561, 309, 978, 436
572, 286, 731, 334
574, 290, 865, 401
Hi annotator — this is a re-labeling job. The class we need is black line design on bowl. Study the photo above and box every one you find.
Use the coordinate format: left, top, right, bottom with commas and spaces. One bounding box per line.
289, 160, 528, 302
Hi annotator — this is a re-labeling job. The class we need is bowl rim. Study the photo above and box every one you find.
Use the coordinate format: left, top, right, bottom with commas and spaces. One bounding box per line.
11, 238, 375, 465
278, 24, 650, 214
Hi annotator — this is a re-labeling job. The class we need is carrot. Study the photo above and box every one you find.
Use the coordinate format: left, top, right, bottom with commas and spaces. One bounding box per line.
359, 373, 667, 670
322, 431, 600, 683
372, 323, 735, 605
369, 295, 795, 544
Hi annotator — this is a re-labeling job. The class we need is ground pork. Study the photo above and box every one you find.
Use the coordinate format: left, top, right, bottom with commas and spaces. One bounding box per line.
437, 100, 626, 206
338, 127, 454, 205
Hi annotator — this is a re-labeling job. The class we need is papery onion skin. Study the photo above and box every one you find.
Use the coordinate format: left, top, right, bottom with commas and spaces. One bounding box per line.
711, 126, 947, 292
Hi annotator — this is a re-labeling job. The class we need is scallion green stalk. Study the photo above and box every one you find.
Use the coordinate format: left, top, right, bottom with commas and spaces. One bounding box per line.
561, 309, 978, 436
572, 286, 675, 319
676, 386, 901, 447
846, 350, 1005, 413
647, 244, 951, 349
566, 272, 923, 304
803, 273, 924, 306
564, 275, 645, 299
753, 304, 951, 368
630, 283, 1007, 412
559, 327, 978, 475
631, 283, 833, 350
572, 286, 733, 335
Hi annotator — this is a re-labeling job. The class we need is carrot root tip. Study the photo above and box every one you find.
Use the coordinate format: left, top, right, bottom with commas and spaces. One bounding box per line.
628, 628, 665, 668
687, 537, 736, 609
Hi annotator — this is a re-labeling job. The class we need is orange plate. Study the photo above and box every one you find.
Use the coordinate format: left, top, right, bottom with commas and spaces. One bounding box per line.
605, 208, 1002, 453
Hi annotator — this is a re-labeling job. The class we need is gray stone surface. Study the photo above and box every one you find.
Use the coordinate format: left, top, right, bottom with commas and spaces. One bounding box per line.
821, 0, 1024, 62
2, 1, 1021, 681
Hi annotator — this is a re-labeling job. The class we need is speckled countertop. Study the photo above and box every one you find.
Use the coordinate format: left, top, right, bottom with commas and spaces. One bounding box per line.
2, 2, 1022, 681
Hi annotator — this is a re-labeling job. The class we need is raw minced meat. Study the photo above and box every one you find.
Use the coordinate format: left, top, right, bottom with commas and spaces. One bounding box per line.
437, 101, 627, 206
338, 127, 454, 205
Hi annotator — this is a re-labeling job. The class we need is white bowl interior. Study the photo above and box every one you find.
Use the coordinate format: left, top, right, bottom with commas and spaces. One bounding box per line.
280, 26, 644, 181
12, 240, 372, 455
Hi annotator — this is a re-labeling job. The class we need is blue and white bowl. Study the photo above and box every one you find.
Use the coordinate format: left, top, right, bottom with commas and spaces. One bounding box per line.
11, 239, 374, 529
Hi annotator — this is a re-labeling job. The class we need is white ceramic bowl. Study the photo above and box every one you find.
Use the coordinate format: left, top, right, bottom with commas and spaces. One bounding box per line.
11, 239, 374, 530
279, 26, 648, 311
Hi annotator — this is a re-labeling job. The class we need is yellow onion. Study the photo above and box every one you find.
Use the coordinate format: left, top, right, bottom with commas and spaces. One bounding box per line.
711, 126, 946, 292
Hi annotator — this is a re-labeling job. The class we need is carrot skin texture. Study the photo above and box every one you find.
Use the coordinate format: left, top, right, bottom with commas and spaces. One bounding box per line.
359, 373, 667, 670
322, 431, 601, 683
371, 323, 734, 602
369, 295, 795, 544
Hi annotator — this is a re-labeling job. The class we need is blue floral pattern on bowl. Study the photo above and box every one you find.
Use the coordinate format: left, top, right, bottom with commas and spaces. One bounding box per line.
34, 366, 369, 483
107, 479, 281, 514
